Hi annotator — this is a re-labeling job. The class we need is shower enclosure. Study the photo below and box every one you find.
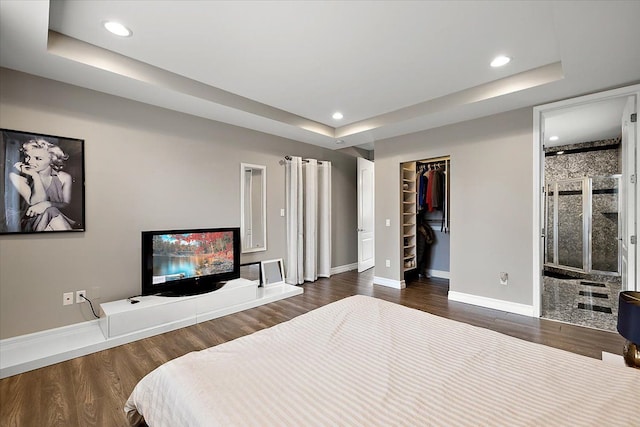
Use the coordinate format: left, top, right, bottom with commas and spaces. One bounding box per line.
545, 175, 621, 275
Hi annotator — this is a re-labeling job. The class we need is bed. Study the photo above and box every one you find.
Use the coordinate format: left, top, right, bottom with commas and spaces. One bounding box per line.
125, 295, 640, 426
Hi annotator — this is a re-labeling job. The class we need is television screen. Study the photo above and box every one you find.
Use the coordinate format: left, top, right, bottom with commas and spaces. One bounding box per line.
142, 227, 240, 296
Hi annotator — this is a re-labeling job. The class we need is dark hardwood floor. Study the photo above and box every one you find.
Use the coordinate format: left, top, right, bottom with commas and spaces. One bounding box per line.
0, 270, 626, 427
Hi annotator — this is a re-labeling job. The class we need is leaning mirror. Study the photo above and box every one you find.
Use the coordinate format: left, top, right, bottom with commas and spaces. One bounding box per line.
240, 163, 267, 253
261, 259, 285, 287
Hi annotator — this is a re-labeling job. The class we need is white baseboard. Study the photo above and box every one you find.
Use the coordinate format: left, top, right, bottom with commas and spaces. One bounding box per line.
0, 319, 107, 379
372, 269, 448, 288
331, 263, 358, 275
373, 276, 406, 289
428, 269, 450, 279
0, 285, 303, 379
447, 291, 534, 317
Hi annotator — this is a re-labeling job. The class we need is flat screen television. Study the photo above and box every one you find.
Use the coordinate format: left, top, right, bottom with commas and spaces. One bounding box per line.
141, 227, 240, 297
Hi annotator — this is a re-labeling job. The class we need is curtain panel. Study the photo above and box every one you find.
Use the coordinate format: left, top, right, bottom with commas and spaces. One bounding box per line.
285, 156, 331, 284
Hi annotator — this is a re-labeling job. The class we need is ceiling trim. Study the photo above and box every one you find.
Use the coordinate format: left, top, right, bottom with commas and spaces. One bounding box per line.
335, 62, 564, 138
47, 30, 335, 138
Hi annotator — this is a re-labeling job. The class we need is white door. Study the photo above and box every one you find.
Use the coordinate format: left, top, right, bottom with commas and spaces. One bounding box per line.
357, 157, 375, 272
621, 96, 637, 291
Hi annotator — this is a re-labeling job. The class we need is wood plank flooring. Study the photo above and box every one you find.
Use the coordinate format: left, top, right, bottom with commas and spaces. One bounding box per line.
0, 270, 626, 427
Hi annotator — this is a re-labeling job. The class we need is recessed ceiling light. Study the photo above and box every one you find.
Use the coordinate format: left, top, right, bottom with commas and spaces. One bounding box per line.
490, 55, 511, 67
549, 135, 559, 141
103, 21, 132, 37
332, 112, 344, 120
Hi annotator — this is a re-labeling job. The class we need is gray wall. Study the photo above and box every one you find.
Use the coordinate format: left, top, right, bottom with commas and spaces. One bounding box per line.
0, 68, 358, 339
375, 108, 534, 305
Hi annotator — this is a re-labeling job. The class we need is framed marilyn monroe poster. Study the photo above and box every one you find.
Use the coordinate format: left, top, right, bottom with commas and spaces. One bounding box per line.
1, 129, 85, 234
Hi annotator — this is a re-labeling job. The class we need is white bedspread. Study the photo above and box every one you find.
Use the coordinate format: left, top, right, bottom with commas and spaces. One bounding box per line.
125, 295, 640, 426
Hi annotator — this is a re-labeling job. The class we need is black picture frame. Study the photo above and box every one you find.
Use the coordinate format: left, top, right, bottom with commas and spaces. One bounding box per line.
240, 262, 263, 286
1, 129, 85, 234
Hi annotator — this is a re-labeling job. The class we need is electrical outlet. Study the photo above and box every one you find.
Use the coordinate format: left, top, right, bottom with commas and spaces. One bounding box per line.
63, 292, 74, 306
385, 259, 391, 267
500, 272, 509, 285
76, 290, 87, 304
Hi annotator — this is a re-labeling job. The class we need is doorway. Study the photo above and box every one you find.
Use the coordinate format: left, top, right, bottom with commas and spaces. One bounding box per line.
533, 85, 639, 331
400, 156, 451, 285
543, 144, 623, 331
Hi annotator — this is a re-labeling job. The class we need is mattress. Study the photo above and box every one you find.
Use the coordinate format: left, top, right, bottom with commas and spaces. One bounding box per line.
125, 295, 640, 426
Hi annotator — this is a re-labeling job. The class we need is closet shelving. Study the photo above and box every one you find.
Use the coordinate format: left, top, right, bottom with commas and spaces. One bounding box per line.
401, 163, 417, 272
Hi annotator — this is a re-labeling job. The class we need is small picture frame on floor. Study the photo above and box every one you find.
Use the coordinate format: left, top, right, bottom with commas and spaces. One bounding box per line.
261, 259, 285, 287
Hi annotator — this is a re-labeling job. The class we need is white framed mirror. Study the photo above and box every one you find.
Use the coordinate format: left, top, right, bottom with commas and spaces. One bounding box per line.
240, 163, 267, 253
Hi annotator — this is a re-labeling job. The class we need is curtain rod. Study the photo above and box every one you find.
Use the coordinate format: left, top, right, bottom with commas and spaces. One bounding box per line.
284, 155, 323, 164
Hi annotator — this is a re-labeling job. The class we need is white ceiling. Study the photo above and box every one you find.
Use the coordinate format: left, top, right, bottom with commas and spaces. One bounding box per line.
544, 97, 629, 147
0, 1, 639, 151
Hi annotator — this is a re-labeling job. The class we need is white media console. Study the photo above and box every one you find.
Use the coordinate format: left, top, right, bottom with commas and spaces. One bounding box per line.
0, 278, 303, 378
100, 278, 303, 338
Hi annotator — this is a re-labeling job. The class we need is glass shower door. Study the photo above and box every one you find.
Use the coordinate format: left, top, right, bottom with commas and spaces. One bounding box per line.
545, 175, 621, 275
556, 179, 585, 271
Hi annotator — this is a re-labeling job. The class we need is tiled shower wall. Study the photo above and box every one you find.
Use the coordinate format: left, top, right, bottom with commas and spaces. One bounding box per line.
545, 138, 620, 273
545, 138, 621, 181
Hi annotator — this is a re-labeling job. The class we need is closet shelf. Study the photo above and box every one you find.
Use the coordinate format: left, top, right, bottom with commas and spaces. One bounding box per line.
401, 161, 418, 277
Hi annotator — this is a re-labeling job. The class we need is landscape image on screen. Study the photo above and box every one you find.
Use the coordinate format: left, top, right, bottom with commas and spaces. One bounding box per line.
151, 232, 235, 284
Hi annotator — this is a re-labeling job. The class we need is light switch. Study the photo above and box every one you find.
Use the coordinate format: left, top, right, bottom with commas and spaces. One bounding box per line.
280, 209, 285, 217
385, 219, 391, 227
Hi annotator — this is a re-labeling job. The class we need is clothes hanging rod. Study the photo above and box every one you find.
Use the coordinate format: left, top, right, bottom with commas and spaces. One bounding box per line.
417, 161, 447, 171
417, 161, 448, 167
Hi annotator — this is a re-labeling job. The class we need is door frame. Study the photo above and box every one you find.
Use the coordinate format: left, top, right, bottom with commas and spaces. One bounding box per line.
532, 84, 640, 317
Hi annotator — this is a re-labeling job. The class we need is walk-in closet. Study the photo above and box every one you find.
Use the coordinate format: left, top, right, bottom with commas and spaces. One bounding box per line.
401, 156, 450, 281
